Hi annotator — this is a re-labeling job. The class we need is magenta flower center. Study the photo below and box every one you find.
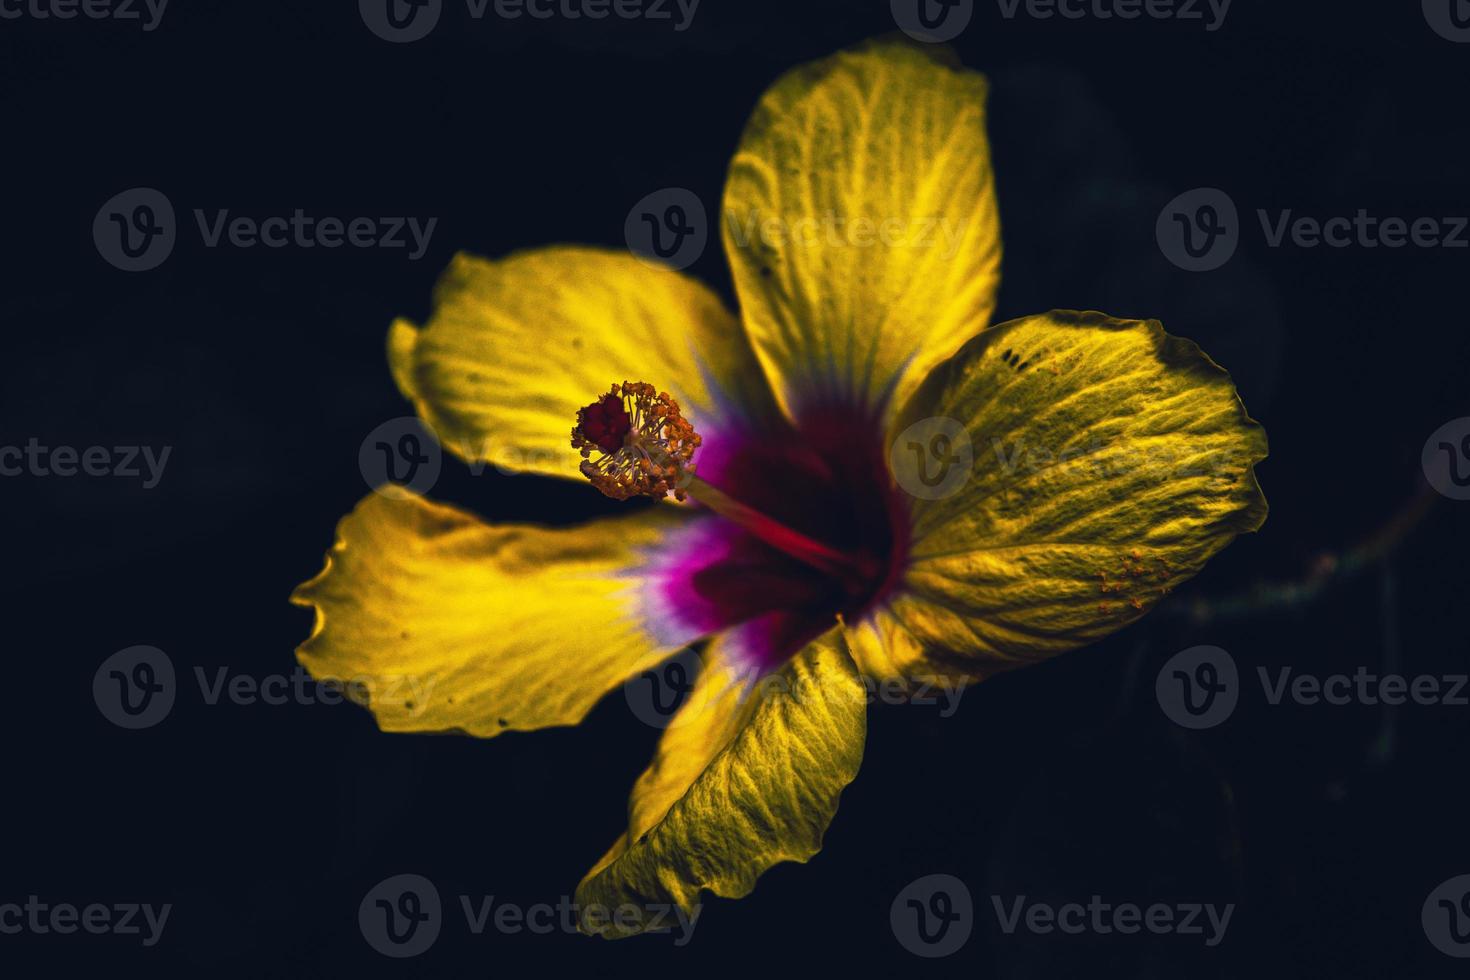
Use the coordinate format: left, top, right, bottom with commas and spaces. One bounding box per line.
573, 384, 909, 670
671, 404, 910, 669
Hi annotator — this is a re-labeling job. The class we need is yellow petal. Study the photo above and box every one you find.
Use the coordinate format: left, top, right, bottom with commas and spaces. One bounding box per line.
852, 310, 1267, 683
620, 637, 761, 852
722, 40, 1001, 423
576, 626, 866, 938
290, 491, 708, 737
389, 247, 779, 481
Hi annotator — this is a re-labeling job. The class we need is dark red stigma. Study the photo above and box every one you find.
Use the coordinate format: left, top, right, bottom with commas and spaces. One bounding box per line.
578, 393, 632, 453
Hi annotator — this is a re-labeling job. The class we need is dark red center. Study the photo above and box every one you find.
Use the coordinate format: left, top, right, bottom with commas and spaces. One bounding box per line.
579, 394, 631, 453
674, 403, 910, 669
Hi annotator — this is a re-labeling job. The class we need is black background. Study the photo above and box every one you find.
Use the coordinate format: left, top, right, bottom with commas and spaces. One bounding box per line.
3, 0, 1468, 976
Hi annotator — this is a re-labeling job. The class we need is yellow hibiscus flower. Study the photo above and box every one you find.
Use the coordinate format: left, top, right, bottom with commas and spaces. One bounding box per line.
291, 38, 1267, 939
